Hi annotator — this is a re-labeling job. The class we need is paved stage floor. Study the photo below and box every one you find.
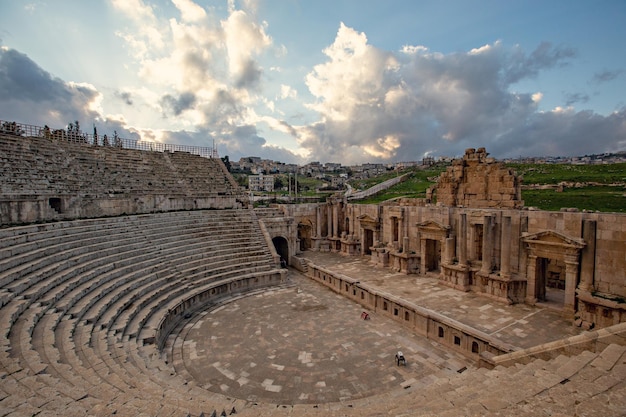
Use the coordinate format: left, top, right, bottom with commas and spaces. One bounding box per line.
174, 250, 584, 406
298, 251, 583, 349
175, 270, 469, 405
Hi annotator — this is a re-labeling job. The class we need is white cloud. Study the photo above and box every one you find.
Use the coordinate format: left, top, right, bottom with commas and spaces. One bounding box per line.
3, 3, 623, 164
172, 0, 207, 22
280, 84, 297, 99
294, 22, 617, 164
221, 9, 271, 87
111, 0, 164, 55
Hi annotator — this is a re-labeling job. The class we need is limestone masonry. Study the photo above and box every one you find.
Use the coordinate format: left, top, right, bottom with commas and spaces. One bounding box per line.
0, 131, 624, 416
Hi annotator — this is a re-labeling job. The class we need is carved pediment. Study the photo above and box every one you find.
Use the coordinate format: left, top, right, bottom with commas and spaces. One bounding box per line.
358, 214, 379, 229
417, 220, 450, 232
522, 230, 585, 249
417, 220, 450, 239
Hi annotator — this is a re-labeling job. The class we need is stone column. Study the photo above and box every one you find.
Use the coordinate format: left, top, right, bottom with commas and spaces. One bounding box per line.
445, 237, 455, 265
420, 238, 427, 275
403, 236, 409, 254
481, 215, 493, 274
332, 204, 339, 238
525, 254, 537, 304
519, 216, 528, 278
500, 216, 511, 278
459, 213, 467, 266
400, 208, 405, 244
579, 219, 596, 292
316, 206, 322, 237
360, 227, 366, 256
350, 207, 355, 238
327, 205, 332, 238
563, 254, 579, 316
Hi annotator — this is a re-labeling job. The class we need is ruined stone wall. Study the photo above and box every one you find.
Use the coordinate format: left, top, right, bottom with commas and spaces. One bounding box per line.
435, 147, 523, 208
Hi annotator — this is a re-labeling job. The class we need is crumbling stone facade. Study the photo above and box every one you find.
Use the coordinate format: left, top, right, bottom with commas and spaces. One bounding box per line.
287, 149, 625, 331
434, 147, 523, 208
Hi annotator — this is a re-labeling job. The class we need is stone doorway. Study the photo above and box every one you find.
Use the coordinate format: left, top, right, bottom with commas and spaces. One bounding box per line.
424, 239, 441, 272
534, 257, 565, 308
298, 222, 312, 251
363, 229, 374, 255
523, 231, 585, 315
272, 236, 289, 265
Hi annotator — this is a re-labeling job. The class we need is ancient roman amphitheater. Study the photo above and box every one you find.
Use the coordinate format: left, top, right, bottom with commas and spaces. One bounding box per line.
1, 125, 624, 416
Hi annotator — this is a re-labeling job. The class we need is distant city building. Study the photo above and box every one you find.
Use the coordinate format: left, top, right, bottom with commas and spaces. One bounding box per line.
248, 174, 274, 192
324, 162, 341, 171
422, 156, 435, 166
331, 176, 346, 188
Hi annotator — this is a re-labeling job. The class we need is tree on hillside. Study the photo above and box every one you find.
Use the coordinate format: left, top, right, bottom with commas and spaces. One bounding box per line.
274, 176, 284, 190
221, 155, 232, 172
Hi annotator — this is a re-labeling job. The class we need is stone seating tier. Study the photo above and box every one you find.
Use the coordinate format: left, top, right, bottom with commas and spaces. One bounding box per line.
0, 134, 244, 225
0, 208, 283, 416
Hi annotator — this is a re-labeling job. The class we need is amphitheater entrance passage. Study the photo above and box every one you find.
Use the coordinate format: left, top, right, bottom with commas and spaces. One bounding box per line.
272, 236, 289, 265
523, 231, 585, 315
48, 197, 62, 214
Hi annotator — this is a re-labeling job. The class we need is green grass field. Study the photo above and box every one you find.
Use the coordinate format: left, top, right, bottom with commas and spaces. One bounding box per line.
351, 162, 626, 212
522, 186, 625, 212
351, 165, 446, 204
507, 162, 626, 185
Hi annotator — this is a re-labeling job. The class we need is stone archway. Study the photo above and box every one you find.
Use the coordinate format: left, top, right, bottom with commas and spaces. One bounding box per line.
272, 236, 290, 266
523, 230, 585, 316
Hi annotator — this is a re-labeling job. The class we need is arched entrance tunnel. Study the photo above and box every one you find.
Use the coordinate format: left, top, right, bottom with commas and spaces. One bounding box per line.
272, 236, 289, 265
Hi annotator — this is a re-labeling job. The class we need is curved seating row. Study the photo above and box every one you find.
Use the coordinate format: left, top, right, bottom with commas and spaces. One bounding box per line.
0, 209, 283, 416
0, 134, 239, 198
1, 207, 623, 416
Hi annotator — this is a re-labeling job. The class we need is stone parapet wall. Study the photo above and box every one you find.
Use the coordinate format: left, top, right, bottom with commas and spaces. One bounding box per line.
301, 258, 516, 359
481, 321, 626, 369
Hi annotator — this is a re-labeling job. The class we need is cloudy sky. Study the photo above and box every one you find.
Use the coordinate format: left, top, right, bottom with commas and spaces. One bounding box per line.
1, 0, 625, 164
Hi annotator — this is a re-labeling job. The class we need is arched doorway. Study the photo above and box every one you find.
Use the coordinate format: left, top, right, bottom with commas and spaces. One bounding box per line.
272, 236, 289, 265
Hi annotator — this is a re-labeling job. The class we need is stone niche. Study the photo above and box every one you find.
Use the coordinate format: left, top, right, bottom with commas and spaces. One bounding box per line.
435, 147, 523, 209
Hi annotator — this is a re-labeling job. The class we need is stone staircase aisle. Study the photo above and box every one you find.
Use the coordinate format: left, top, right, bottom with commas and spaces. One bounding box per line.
377, 343, 626, 417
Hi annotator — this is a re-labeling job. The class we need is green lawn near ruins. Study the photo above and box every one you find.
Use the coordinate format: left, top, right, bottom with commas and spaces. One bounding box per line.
509, 162, 626, 213
353, 162, 626, 212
